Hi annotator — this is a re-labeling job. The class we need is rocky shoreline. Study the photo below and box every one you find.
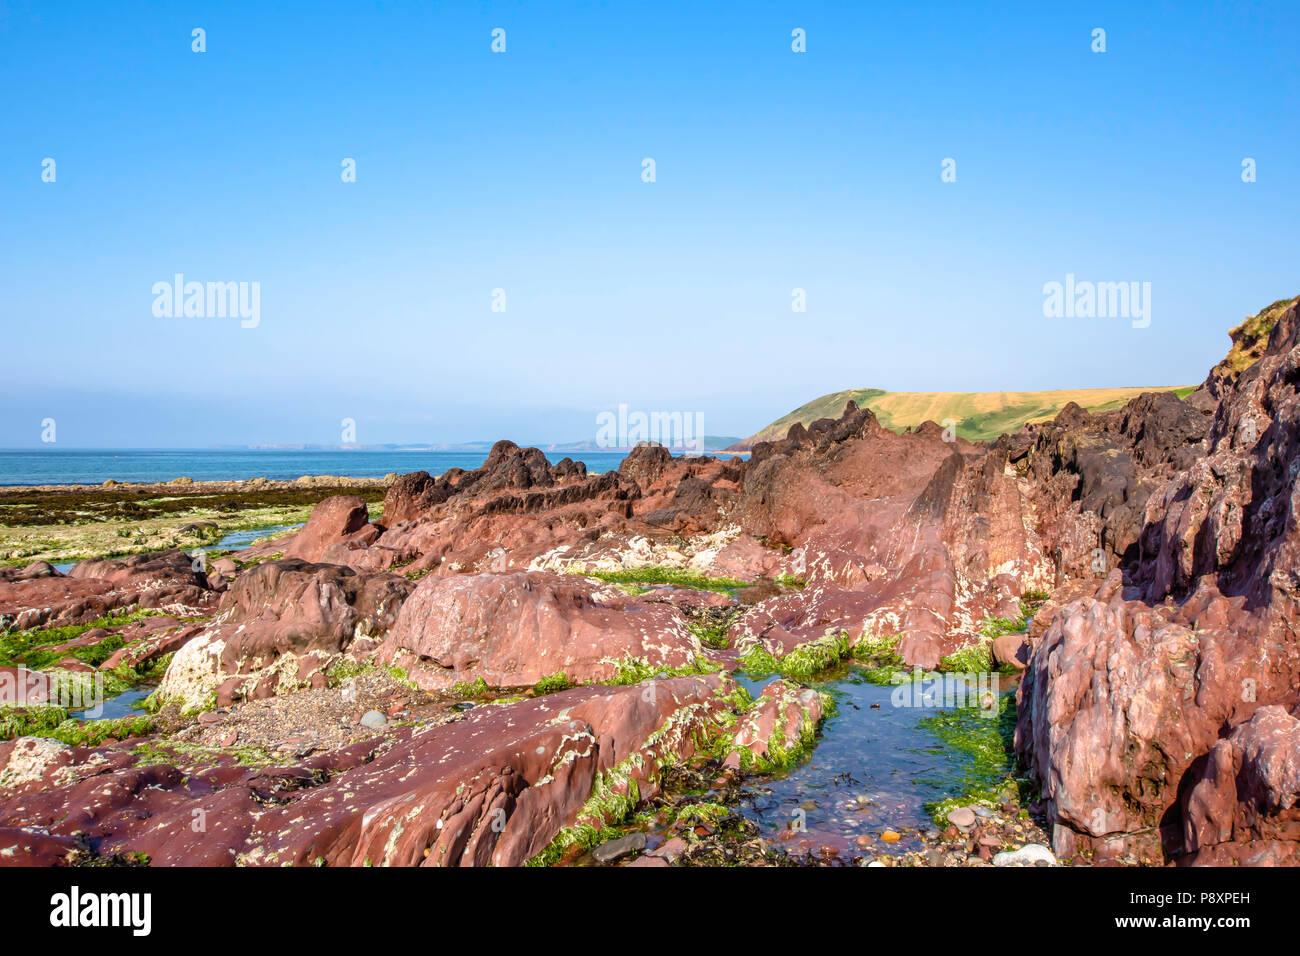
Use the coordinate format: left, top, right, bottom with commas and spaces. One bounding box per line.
0, 475, 391, 568
0, 294, 1297, 867
0, 474, 396, 495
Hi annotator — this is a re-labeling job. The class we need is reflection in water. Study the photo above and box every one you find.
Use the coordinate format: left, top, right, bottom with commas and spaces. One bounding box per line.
727, 665, 1018, 858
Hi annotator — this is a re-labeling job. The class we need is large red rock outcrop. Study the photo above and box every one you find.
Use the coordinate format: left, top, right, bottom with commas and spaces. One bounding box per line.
282, 494, 378, 563
224, 405, 1057, 672
725, 404, 1048, 667
156, 559, 412, 710
0, 676, 739, 866
233, 404, 1061, 671
376, 570, 711, 690
1000, 390, 1211, 578
1016, 295, 1300, 864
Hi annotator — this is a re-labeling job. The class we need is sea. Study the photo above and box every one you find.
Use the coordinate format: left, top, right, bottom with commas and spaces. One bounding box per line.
0, 448, 745, 487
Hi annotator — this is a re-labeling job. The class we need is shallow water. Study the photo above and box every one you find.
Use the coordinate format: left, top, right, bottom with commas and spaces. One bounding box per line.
69, 680, 159, 721
632, 663, 1020, 862
51, 521, 302, 574
206, 523, 300, 553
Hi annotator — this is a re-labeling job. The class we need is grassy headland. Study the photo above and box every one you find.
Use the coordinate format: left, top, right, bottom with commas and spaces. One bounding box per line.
730, 385, 1194, 447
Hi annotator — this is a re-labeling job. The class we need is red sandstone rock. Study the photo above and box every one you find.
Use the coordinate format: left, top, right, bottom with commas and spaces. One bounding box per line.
990, 633, 1029, 670
377, 571, 710, 690
999, 390, 1210, 578
727, 679, 824, 769
1182, 705, 1300, 864
1016, 296, 1300, 864
156, 559, 412, 710
69, 549, 200, 589
0, 676, 736, 866
0, 551, 213, 632
0, 667, 53, 707
283, 495, 375, 563
99, 621, 204, 672
726, 403, 1050, 667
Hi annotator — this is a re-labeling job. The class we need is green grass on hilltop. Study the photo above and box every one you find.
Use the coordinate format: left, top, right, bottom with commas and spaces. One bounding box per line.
734, 384, 1196, 446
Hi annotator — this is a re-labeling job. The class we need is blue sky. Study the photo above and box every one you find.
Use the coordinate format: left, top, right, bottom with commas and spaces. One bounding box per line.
1, 0, 1297, 447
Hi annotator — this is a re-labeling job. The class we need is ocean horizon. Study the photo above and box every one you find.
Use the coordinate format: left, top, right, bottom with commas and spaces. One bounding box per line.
0, 448, 660, 486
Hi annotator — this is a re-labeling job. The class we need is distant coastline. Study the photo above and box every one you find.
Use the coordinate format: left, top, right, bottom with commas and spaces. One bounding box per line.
0, 445, 747, 488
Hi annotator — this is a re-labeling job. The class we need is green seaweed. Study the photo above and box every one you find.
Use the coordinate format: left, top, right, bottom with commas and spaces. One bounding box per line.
851, 632, 906, 683
326, 659, 416, 690
684, 614, 735, 649
532, 672, 571, 695
610, 656, 719, 685
938, 643, 993, 673
738, 631, 851, 680
451, 676, 491, 698
0, 609, 166, 670
917, 695, 1028, 825
567, 564, 748, 594
0, 706, 153, 745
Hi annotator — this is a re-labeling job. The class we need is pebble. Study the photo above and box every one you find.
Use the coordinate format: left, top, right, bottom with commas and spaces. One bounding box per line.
947, 807, 976, 828
591, 832, 647, 864
993, 843, 1057, 867
360, 710, 388, 729
881, 830, 901, 843
647, 836, 686, 861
